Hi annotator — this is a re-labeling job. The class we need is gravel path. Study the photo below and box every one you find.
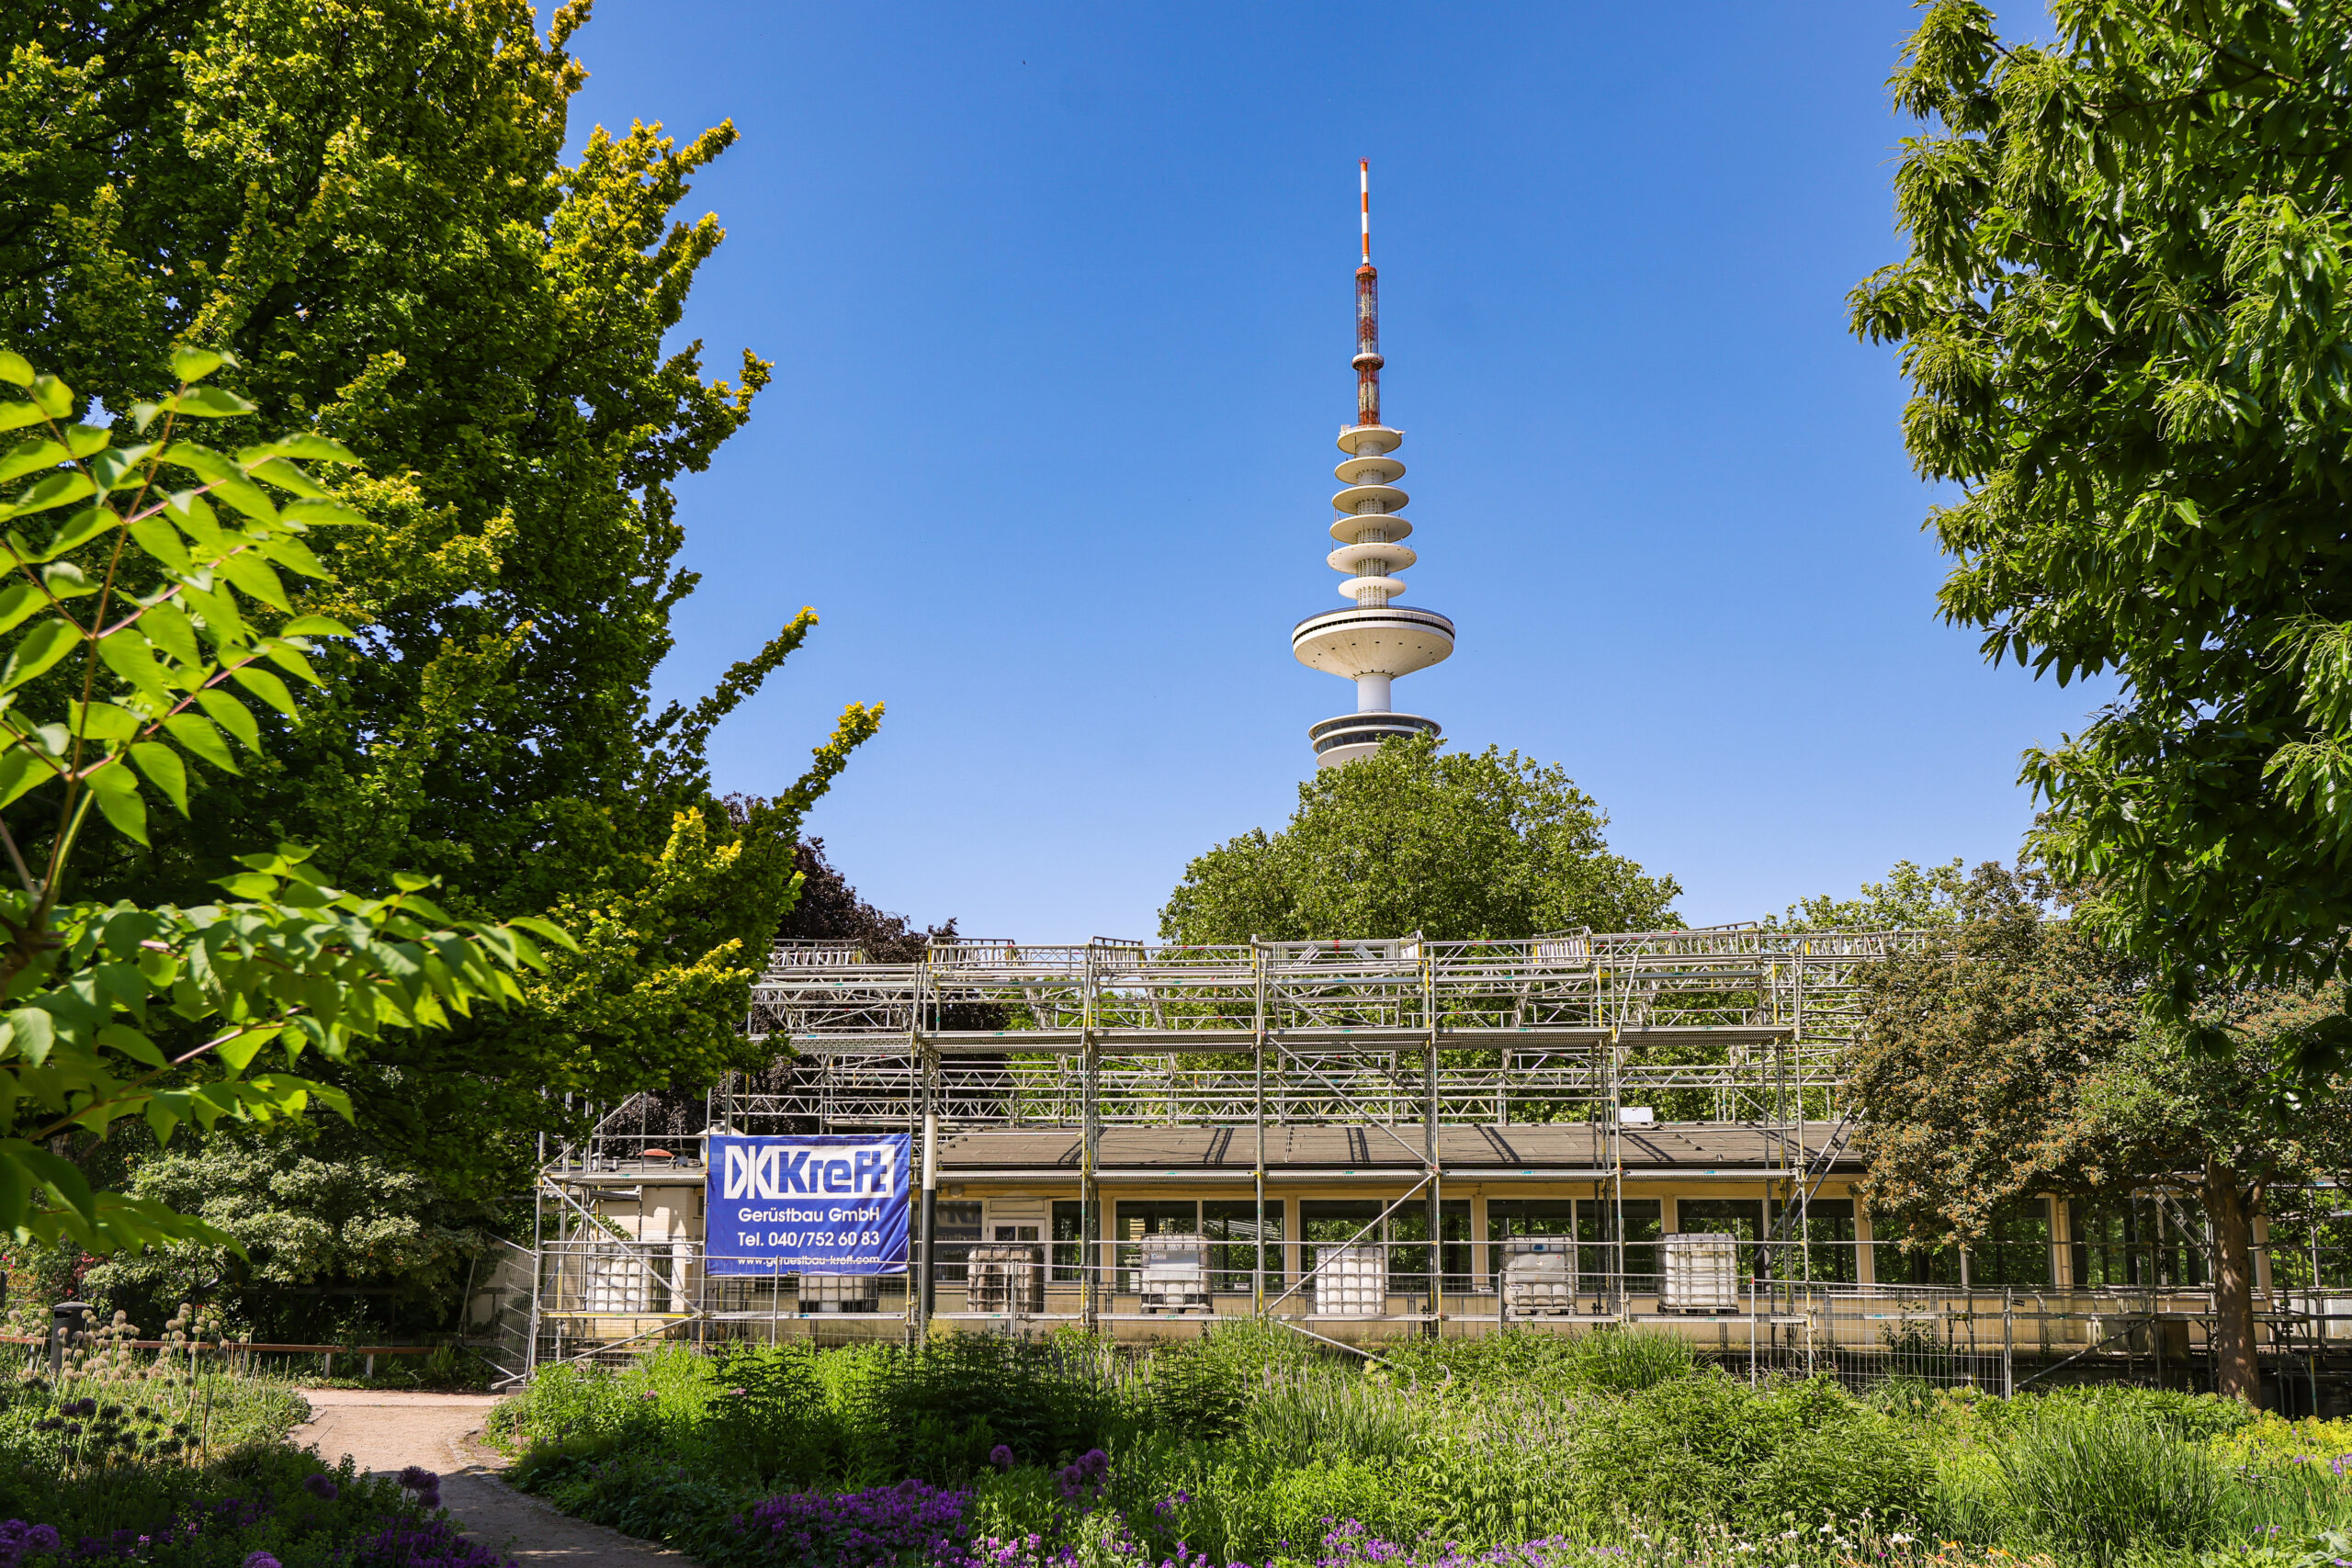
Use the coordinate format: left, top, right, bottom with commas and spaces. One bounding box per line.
291, 1389, 687, 1568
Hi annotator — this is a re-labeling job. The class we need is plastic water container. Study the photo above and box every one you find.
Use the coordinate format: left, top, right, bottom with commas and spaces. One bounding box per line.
799, 1272, 879, 1314
1139, 1233, 1210, 1312
1315, 1244, 1386, 1316
1660, 1233, 1740, 1313
967, 1245, 1045, 1314
1501, 1238, 1576, 1316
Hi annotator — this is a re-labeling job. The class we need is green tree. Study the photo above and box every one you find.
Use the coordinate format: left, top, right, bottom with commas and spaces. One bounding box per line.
0, 0, 881, 1205
1850, 1, 2352, 1054
1160, 736, 1679, 943
1847, 864, 2352, 1402
0, 351, 559, 1251
1775, 858, 1971, 930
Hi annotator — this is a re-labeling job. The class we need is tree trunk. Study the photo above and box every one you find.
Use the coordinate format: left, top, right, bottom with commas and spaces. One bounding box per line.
2202, 1156, 2261, 1406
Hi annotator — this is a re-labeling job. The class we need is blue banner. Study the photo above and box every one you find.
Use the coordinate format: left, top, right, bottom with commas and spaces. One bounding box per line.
703, 1134, 911, 1277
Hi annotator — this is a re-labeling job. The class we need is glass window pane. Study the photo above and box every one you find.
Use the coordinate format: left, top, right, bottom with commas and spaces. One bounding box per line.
1052, 1200, 1086, 1283
1299, 1200, 1384, 1286
1795, 1198, 1858, 1283
1203, 1200, 1284, 1292
1976, 1197, 2053, 1288
1388, 1201, 1471, 1292
934, 1201, 982, 1282
1579, 1198, 1662, 1296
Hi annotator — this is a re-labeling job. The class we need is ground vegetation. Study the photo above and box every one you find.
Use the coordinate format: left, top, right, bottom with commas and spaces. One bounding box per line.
490, 1329, 2352, 1568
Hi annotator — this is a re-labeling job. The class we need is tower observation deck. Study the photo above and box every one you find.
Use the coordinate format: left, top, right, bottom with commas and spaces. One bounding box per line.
1293, 162, 1454, 768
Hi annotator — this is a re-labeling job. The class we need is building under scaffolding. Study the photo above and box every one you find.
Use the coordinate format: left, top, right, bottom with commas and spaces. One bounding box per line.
502, 927, 2351, 1410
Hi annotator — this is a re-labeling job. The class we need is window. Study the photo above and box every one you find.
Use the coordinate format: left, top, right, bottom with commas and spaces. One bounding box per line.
1386, 1201, 1472, 1293
1794, 1198, 1859, 1283
2266, 1190, 2352, 1291
1052, 1201, 1086, 1282
1299, 1200, 1384, 1288
1874, 1198, 2052, 1288
933, 1201, 982, 1282
1974, 1198, 2053, 1287
1203, 1200, 1284, 1292
1114, 1200, 1201, 1292
1579, 1199, 1662, 1295
2071, 1194, 2206, 1289
1487, 1199, 1577, 1288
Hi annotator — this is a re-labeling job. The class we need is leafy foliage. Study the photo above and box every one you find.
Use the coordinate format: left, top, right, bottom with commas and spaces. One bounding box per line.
0, 355, 561, 1252
1851, 1, 2352, 1044
1774, 859, 1973, 931
1160, 736, 1679, 943
0, 0, 883, 1222
1845, 863, 2352, 1398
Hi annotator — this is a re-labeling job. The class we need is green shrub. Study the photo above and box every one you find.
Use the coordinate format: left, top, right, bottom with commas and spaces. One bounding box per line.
1570, 1371, 1930, 1532
1992, 1401, 2232, 1565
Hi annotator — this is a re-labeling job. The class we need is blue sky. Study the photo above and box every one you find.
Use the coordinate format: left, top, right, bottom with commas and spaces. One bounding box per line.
564, 1, 2099, 939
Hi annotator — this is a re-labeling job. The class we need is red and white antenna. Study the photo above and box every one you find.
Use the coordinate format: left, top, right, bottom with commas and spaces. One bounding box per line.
1354, 160, 1382, 429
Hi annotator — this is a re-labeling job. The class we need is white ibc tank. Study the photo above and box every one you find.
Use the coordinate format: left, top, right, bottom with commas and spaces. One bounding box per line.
1314, 1244, 1386, 1316
1500, 1237, 1576, 1316
1139, 1233, 1210, 1312
1660, 1233, 1741, 1314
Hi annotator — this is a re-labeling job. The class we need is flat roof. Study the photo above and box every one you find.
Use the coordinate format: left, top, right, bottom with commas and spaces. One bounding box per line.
938, 1121, 1849, 1179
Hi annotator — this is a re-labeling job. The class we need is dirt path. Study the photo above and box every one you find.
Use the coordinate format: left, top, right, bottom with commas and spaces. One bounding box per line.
291, 1389, 687, 1568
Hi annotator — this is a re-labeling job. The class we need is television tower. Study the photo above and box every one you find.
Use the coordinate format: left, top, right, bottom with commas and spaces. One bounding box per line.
1291, 161, 1454, 768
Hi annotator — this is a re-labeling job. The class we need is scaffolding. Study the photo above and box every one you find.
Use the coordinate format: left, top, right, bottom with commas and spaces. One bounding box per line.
511, 926, 2352, 1404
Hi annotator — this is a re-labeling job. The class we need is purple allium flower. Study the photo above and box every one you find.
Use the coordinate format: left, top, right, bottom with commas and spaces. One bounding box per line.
301, 1473, 339, 1501
243, 1554, 283, 1568
26, 1526, 59, 1553
989, 1444, 1015, 1471
397, 1466, 439, 1491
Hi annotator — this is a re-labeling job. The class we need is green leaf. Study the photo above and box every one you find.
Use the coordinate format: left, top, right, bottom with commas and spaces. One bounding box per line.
127, 513, 195, 576
162, 712, 238, 774
169, 348, 225, 384
0, 582, 42, 637
0, 745, 60, 809
0, 439, 66, 485
141, 600, 202, 668
0, 402, 49, 433
61, 424, 108, 460
506, 914, 581, 952
43, 505, 120, 560
96, 1022, 166, 1068
70, 701, 141, 741
280, 614, 354, 638
85, 760, 149, 845
246, 457, 330, 499
212, 1026, 280, 1071
28, 375, 72, 419
129, 741, 188, 814
4, 1007, 55, 1066
164, 386, 255, 419
220, 551, 290, 612
279, 499, 369, 527
0, 617, 82, 693
194, 689, 262, 752
2, 469, 95, 517
94, 627, 172, 705
0, 353, 29, 388
254, 533, 328, 578
242, 434, 358, 465
229, 665, 299, 719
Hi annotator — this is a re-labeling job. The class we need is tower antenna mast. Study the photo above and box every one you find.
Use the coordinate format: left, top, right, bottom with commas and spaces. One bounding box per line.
1290, 160, 1454, 768
1356, 160, 1380, 428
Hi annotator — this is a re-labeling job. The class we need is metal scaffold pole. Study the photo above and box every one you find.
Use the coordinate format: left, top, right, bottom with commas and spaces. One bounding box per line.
1253, 938, 1269, 1318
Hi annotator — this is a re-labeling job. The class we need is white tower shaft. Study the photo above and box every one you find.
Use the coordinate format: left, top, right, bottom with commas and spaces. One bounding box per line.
1291, 162, 1454, 768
